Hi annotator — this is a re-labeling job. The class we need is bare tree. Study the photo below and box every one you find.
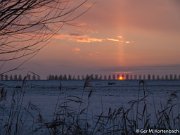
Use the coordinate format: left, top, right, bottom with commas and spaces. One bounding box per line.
0, 0, 93, 74
108, 75, 111, 80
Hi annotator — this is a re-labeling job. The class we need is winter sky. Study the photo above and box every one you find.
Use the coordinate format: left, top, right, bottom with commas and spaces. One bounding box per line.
11, 0, 180, 77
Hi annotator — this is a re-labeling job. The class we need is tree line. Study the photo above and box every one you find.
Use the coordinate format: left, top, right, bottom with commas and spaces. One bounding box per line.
0, 74, 180, 81
0, 74, 40, 81
47, 74, 180, 81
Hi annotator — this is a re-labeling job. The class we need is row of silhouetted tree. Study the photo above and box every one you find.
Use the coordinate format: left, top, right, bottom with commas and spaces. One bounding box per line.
0, 74, 40, 81
47, 74, 180, 81
1, 74, 180, 81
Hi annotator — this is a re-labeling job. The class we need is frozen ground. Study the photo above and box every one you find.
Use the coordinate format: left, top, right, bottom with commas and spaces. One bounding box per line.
1, 80, 180, 115
0, 80, 180, 134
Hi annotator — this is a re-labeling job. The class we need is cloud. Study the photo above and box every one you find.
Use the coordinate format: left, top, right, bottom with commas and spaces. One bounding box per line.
107, 38, 119, 42
53, 33, 103, 43
76, 36, 103, 43
107, 36, 131, 44
125, 41, 130, 44
53, 33, 132, 44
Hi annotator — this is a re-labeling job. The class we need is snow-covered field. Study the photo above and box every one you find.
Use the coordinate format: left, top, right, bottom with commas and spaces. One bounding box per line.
1, 80, 180, 117
0, 80, 180, 134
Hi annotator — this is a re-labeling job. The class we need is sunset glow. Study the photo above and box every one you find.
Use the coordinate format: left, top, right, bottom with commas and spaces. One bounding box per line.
6, 0, 180, 78
118, 75, 125, 81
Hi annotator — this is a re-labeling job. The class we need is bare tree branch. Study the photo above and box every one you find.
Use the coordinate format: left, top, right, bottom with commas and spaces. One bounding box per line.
0, 0, 93, 75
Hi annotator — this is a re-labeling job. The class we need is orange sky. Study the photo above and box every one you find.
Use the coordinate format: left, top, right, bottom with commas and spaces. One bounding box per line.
5, 0, 180, 77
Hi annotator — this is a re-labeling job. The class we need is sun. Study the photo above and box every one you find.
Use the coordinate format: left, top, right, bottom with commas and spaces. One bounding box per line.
118, 75, 125, 81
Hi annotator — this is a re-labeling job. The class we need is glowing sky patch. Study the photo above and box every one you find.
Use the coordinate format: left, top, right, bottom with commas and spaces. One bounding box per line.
12, 0, 180, 77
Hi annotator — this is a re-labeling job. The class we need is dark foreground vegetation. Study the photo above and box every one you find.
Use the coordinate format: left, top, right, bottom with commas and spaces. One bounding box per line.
0, 78, 180, 135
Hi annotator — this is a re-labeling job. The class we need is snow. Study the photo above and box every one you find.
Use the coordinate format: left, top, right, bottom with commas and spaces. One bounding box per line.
1, 80, 180, 113
0, 80, 180, 134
